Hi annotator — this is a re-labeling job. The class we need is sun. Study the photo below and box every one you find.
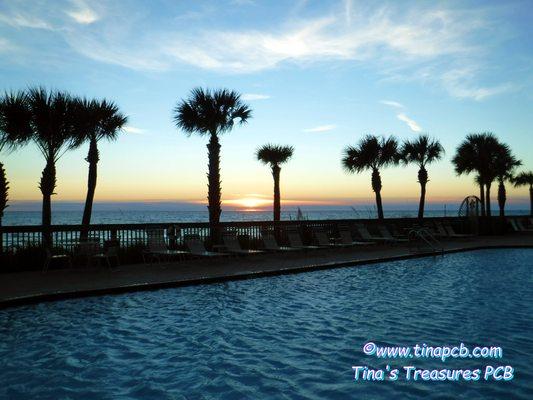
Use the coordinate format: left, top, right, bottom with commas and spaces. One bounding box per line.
225, 197, 271, 210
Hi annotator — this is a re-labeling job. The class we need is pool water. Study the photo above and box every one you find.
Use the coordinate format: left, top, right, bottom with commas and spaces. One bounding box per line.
1, 249, 532, 399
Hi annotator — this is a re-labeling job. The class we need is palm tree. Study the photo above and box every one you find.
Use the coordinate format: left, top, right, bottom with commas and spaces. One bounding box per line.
69, 98, 127, 238
342, 135, 399, 220
513, 171, 533, 216
256, 144, 294, 221
24, 88, 75, 247
0, 91, 33, 229
400, 135, 444, 219
452, 133, 500, 217
173, 88, 251, 242
491, 144, 521, 217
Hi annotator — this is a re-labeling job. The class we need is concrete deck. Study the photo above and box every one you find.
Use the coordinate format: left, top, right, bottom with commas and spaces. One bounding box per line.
1, 234, 532, 309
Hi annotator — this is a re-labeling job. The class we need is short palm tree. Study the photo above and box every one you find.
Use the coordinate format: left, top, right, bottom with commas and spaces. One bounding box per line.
452, 133, 500, 217
24, 88, 75, 247
400, 135, 444, 219
513, 171, 533, 216
173, 88, 251, 242
491, 144, 521, 217
69, 98, 127, 237
256, 144, 294, 221
0, 91, 33, 229
342, 135, 399, 220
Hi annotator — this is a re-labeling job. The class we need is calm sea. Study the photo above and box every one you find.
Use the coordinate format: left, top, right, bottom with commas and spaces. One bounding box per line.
2, 209, 529, 226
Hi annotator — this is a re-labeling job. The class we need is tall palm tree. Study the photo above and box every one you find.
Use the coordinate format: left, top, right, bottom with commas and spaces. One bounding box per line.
513, 171, 533, 216
69, 98, 127, 237
173, 88, 251, 242
491, 144, 521, 217
400, 135, 444, 219
25, 88, 75, 247
452, 133, 500, 217
342, 135, 399, 220
256, 144, 294, 221
0, 91, 33, 229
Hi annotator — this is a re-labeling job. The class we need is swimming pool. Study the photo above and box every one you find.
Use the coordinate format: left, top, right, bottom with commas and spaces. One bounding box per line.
1, 249, 532, 399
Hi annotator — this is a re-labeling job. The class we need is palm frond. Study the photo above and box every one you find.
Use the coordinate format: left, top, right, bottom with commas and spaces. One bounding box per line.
256, 144, 294, 166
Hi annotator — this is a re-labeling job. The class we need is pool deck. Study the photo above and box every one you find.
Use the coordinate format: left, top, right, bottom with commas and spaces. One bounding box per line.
1, 234, 532, 309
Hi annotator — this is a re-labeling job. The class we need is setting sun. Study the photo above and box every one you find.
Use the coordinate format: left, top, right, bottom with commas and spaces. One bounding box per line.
225, 197, 272, 210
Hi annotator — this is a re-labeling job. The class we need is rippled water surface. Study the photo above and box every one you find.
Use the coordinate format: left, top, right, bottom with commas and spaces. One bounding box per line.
1, 249, 532, 399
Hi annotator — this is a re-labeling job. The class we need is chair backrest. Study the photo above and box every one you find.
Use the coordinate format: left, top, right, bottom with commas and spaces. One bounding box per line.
223, 233, 242, 251
377, 225, 393, 239
185, 235, 206, 253
507, 219, 519, 232
434, 222, 448, 236
516, 219, 527, 231
78, 241, 100, 256
314, 231, 330, 246
355, 224, 372, 240
262, 233, 279, 250
288, 232, 304, 247
339, 229, 353, 244
443, 224, 455, 235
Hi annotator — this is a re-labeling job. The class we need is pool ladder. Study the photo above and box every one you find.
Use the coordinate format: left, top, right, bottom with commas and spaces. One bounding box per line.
408, 227, 444, 255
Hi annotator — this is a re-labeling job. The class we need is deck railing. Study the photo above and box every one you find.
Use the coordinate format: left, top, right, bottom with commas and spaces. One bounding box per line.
0, 217, 470, 252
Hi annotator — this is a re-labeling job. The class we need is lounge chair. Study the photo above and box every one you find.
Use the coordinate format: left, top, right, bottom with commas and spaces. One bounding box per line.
355, 224, 395, 243
143, 230, 189, 264
516, 219, 533, 232
508, 218, 533, 233
261, 232, 300, 252
43, 248, 72, 273
376, 225, 409, 243
222, 233, 264, 255
185, 235, 228, 257
287, 231, 321, 250
442, 222, 474, 238
338, 226, 375, 246
313, 230, 350, 247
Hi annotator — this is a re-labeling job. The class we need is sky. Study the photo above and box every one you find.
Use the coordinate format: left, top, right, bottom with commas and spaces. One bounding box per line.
1, 0, 532, 210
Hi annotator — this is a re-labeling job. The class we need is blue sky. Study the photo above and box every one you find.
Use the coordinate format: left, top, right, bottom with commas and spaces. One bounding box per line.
1, 0, 532, 209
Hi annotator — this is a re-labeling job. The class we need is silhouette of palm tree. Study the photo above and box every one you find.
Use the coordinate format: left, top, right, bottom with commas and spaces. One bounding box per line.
452, 133, 500, 217
400, 135, 444, 219
490, 144, 521, 217
19, 88, 76, 247
69, 98, 127, 238
0, 91, 33, 229
173, 88, 251, 242
256, 144, 294, 221
513, 171, 533, 216
342, 135, 399, 220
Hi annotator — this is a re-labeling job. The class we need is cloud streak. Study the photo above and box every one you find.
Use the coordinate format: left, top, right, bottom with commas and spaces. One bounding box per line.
241, 93, 270, 101
381, 100, 422, 132
303, 124, 336, 133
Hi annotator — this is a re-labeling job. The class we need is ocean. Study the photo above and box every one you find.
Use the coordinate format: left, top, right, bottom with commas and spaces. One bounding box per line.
2, 209, 530, 226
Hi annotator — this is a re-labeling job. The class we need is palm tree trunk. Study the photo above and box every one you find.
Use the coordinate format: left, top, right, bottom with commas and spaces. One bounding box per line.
272, 164, 281, 222
485, 182, 492, 217
39, 159, 56, 249
81, 137, 99, 241
479, 183, 486, 217
530, 185, 533, 217
207, 133, 222, 243
497, 180, 506, 217
371, 168, 384, 219
0, 162, 7, 253
418, 166, 428, 220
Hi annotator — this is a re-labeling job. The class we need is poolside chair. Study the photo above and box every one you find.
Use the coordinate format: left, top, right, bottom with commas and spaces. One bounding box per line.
261, 232, 300, 252
43, 248, 72, 273
143, 229, 189, 264
185, 235, 228, 257
441, 222, 474, 238
355, 224, 394, 243
376, 225, 409, 243
222, 232, 265, 255
337, 226, 375, 246
287, 230, 321, 250
516, 219, 533, 232
313, 230, 350, 248
508, 218, 533, 233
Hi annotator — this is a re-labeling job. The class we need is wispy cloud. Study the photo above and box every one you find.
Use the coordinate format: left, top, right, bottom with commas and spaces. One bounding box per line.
303, 124, 336, 133
396, 113, 422, 133
380, 100, 404, 109
241, 93, 270, 101
123, 126, 144, 134
0, 12, 54, 30
66, 0, 99, 24
381, 100, 422, 132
